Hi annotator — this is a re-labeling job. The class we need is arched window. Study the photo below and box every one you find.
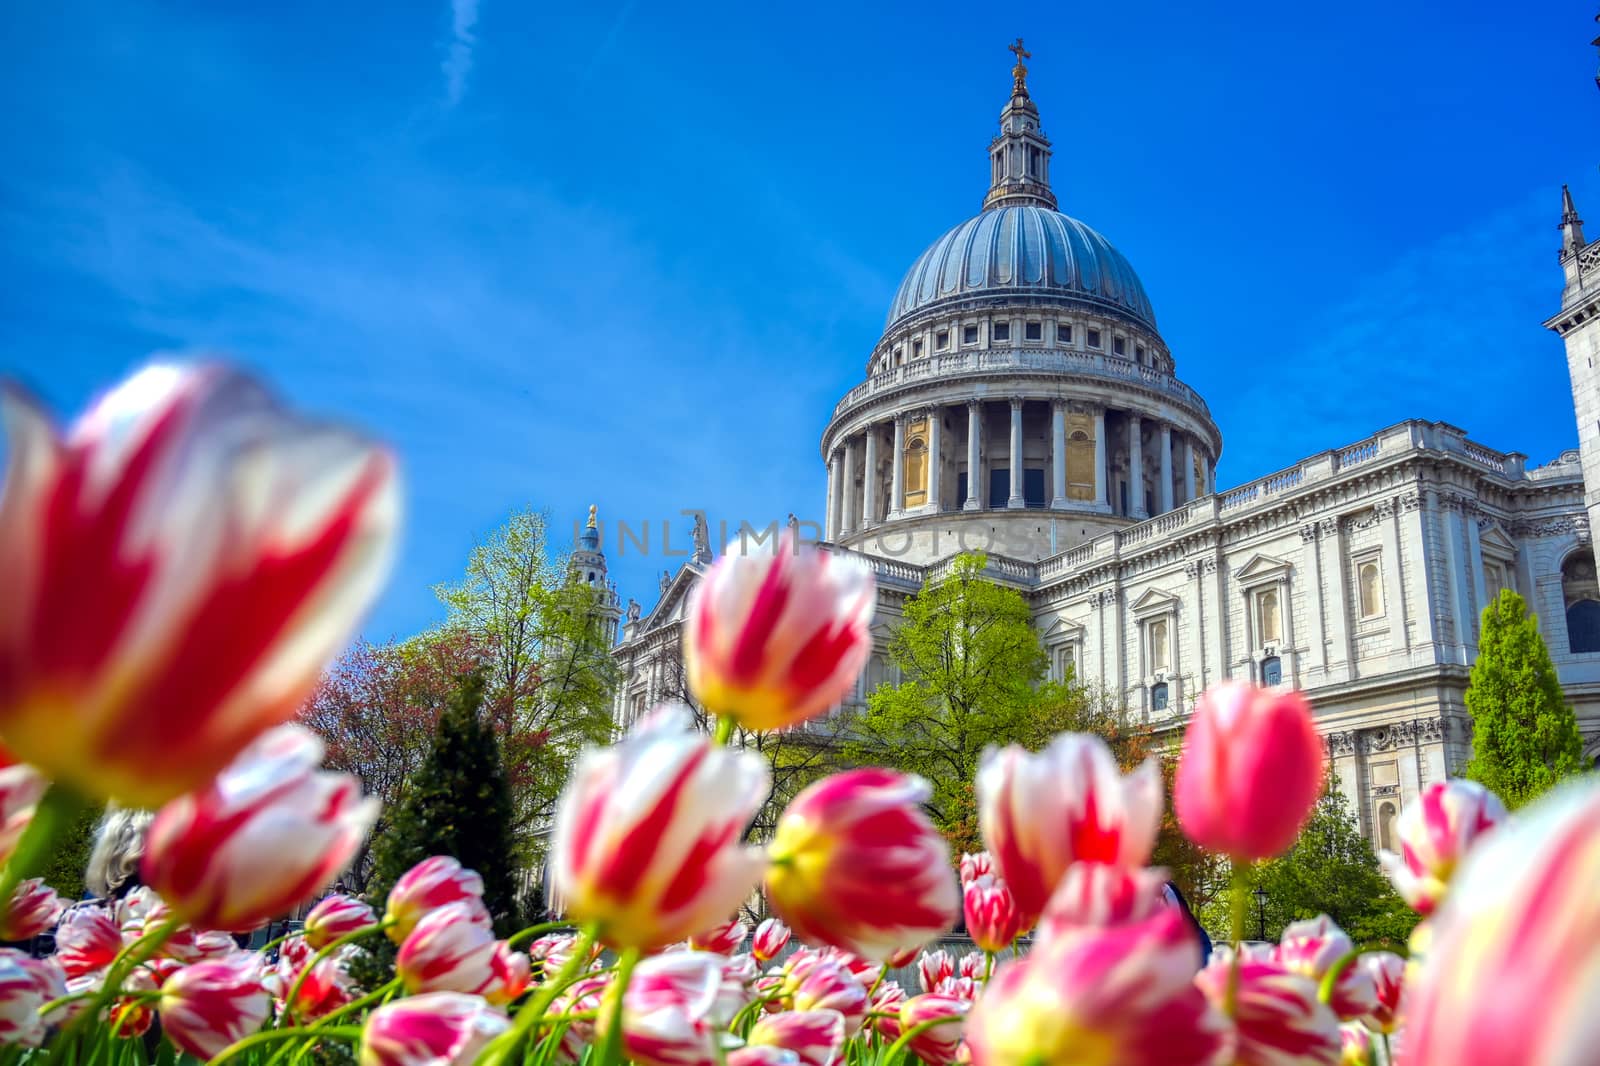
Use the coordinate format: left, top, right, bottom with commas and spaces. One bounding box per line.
1151, 682, 1169, 712
1261, 655, 1282, 687
903, 427, 929, 509
1563, 552, 1600, 654
1359, 561, 1383, 619
1377, 802, 1398, 852
1148, 618, 1170, 673
1258, 588, 1281, 644
1066, 428, 1095, 501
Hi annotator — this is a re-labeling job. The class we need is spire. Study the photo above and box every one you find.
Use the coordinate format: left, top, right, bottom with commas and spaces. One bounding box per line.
1561, 185, 1587, 258
983, 38, 1058, 212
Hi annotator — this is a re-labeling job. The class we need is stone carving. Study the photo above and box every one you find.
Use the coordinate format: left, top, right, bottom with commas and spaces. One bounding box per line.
1419, 717, 1446, 744
1326, 731, 1357, 756
659, 569, 672, 596
625, 599, 641, 623
1300, 523, 1319, 543
691, 512, 712, 560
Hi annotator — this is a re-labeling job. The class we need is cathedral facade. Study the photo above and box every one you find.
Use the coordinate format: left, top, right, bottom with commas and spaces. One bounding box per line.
605, 50, 1600, 849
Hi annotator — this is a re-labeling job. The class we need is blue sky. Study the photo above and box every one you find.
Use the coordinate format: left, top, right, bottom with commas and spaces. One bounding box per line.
2, 0, 1596, 642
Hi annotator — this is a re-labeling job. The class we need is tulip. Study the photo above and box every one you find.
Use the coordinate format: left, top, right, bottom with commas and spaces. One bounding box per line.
551, 705, 769, 950
304, 893, 377, 949
727, 1049, 801, 1066
684, 530, 875, 732
0, 878, 62, 940
977, 734, 1162, 925
54, 904, 124, 977
1400, 780, 1600, 1066
159, 953, 271, 1059
484, 941, 531, 1007
277, 937, 355, 1020
1375, 777, 1507, 916
387, 856, 491, 943
790, 958, 868, 1037
957, 953, 984, 982
396, 901, 499, 995
142, 724, 379, 931
766, 769, 958, 961
0, 952, 51, 1047
935, 975, 978, 1001
361, 992, 510, 1066
884, 944, 919, 969
870, 981, 907, 1041
1195, 951, 1340, 1066
752, 917, 791, 963
966, 910, 1229, 1065
1272, 915, 1377, 1021
958, 852, 995, 886
1339, 1023, 1375, 1066
549, 974, 610, 1064
748, 1009, 845, 1066
690, 917, 748, 956
1034, 863, 1167, 942
901, 994, 969, 1065
109, 968, 159, 1038
963, 877, 1021, 954
1355, 952, 1403, 1034
609, 951, 733, 1066
0, 761, 45, 866
0, 363, 400, 808
1174, 682, 1325, 861
918, 949, 954, 993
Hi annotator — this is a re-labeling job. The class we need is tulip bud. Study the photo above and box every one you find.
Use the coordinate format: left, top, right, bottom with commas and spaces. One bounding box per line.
552, 706, 769, 950
54, 904, 124, 977
962, 877, 1021, 954
396, 901, 499, 996
0, 762, 45, 866
958, 852, 995, 887
884, 944, 919, 969
1356, 951, 1404, 1034
752, 917, 791, 963
1273, 915, 1378, 1021
0, 879, 62, 940
870, 980, 906, 1041
0, 364, 400, 807
1033, 862, 1167, 942
901, 994, 969, 1066
684, 532, 874, 732
607, 951, 733, 1066
159, 953, 271, 1059
304, 893, 377, 949
918, 949, 954, 993
1376, 778, 1507, 916
790, 959, 867, 1037
360, 992, 510, 1066
386, 857, 490, 944
748, 1009, 845, 1066
956, 953, 984, 982
277, 938, 355, 1021
1339, 1023, 1376, 1066
935, 975, 978, 1001
766, 769, 958, 962
977, 734, 1162, 925
484, 942, 531, 1007
690, 917, 748, 956
0, 953, 52, 1047
1195, 951, 1340, 1065
1174, 682, 1325, 861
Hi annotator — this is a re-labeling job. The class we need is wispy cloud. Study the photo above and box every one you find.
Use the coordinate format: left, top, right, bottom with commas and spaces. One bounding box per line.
441, 0, 480, 107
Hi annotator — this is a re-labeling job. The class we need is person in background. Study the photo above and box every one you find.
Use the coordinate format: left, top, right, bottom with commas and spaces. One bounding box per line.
84, 806, 154, 901
1163, 880, 1214, 966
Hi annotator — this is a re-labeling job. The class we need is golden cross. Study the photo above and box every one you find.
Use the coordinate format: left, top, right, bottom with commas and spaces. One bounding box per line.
1009, 37, 1031, 64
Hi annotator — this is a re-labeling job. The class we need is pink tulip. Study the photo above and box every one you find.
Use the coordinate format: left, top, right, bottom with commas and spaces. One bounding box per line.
1376, 778, 1507, 916
1401, 780, 1600, 1066
884, 944, 919, 969
1034, 862, 1167, 941
901, 994, 969, 1065
159, 953, 271, 1059
276, 937, 355, 1021
552, 706, 769, 950
966, 910, 1230, 1066
386, 856, 491, 944
483, 941, 531, 1007
870, 980, 907, 1040
548, 974, 610, 1064
0, 952, 51, 1047
684, 530, 874, 731
963, 877, 1021, 953
1339, 1023, 1375, 1066
0, 364, 399, 808
1195, 951, 1340, 1066
748, 1009, 845, 1066
1356, 952, 1403, 1034
918, 949, 954, 993
54, 904, 124, 977
1272, 915, 1377, 1021
689, 917, 748, 956
304, 893, 377, 949
609, 951, 732, 1066
1174, 682, 1325, 861
109, 967, 159, 1038
727, 1049, 801, 1066
977, 734, 1162, 925
360, 992, 510, 1066
790, 958, 867, 1038
0, 761, 45, 866
752, 917, 791, 963
142, 724, 379, 931
958, 852, 995, 886
0, 879, 62, 940
766, 769, 958, 962
396, 901, 498, 995
935, 975, 978, 1001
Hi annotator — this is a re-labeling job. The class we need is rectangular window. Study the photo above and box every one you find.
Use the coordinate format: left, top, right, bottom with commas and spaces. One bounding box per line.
893, 347, 903, 363
1025, 321, 1042, 341
1087, 328, 1102, 349
1024, 468, 1046, 507
992, 322, 1011, 341
988, 467, 1010, 508
1136, 344, 1146, 363
963, 325, 979, 345
1058, 643, 1077, 681
1113, 336, 1126, 356
936, 330, 949, 351
913, 338, 923, 357
1057, 323, 1073, 344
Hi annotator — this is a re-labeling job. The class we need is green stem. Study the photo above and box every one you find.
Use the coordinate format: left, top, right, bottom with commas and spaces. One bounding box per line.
713, 717, 736, 745
1382, 1031, 1393, 1066
881, 1017, 951, 1063
727, 991, 783, 1035
476, 926, 598, 1066
1223, 861, 1251, 1018
256, 927, 304, 957
0, 784, 88, 919
982, 951, 995, 982
210, 1026, 364, 1066
594, 947, 641, 1066
309, 977, 402, 1027
281, 920, 390, 1024
66, 914, 181, 1041
505, 920, 572, 948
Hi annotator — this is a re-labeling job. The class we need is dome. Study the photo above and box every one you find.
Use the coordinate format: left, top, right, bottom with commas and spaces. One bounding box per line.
884, 205, 1156, 333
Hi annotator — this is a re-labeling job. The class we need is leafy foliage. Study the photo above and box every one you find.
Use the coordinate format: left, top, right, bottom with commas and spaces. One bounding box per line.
1462, 589, 1587, 809
39, 802, 104, 899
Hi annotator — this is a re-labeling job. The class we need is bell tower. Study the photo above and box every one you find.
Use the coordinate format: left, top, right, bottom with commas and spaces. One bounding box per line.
983, 39, 1058, 212
1547, 185, 1600, 538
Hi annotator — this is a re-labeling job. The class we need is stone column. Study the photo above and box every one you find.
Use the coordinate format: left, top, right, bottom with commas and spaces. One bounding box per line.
1302, 523, 1328, 679
1440, 497, 1469, 666
1093, 407, 1107, 509
1128, 415, 1147, 519
1466, 513, 1487, 636
826, 449, 842, 540
1050, 400, 1067, 508
889, 415, 906, 519
965, 401, 983, 510
1008, 399, 1025, 508
927, 406, 943, 512
862, 427, 880, 528
1380, 501, 1409, 656
840, 436, 859, 536
1182, 434, 1196, 501
1158, 424, 1173, 513
1203, 451, 1214, 494
1321, 517, 1352, 675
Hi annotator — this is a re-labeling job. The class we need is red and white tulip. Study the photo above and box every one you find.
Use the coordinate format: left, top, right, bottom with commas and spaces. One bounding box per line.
0, 363, 399, 807
304, 893, 377, 949
962, 876, 1021, 954
977, 733, 1162, 925
748, 1009, 845, 1066
395, 901, 499, 996
1355, 951, 1403, 1034
790, 958, 868, 1037
0, 760, 45, 866
918, 949, 954, 993
1033, 863, 1167, 941
684, 531, 875, 732
0, 879, 62, 940
484, 941, 531, 1007
870, 981, 906, 1041
1195, 951, 1340, 1066
901, 994, 969, 1065
752, 917, 791, 963
0, 952, 52, 1047
1338, 1023, 1375, 1066
360, 992, 510, 1066
958, 852, 995, 886
158, 953, 271, 1059
386, 856, 490, 944
1375, 777, 1507, 916
689, 917, 748, 956
54, 904, 124, 977
142, 724, 379, 931
552, 706, 769, 950
1272, 915, 1377, 1021
609, 951, 733, 1066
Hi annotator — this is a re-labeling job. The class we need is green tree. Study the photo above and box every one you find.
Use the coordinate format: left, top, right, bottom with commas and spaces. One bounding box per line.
40, 803, 104, 899
365, 671, 521, 935
844, 553, 1087, 850
1462, 589, 1586, 808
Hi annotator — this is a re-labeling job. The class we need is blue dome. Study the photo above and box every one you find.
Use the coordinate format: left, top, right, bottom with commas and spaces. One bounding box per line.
885, 205, 1156, 332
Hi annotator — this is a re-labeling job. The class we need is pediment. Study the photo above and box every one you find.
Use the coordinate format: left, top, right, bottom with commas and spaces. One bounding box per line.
644, 564, 705, 632
1128, 587, 1180, 617
1042, 614, 1087, 641
1235, 552, 1292, 586
1479, 523, 1517, 559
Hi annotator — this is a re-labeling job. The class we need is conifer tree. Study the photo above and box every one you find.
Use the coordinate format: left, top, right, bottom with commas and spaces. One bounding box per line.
365, 670, 521, 934
1462, 589, 1586, 808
